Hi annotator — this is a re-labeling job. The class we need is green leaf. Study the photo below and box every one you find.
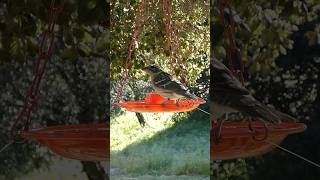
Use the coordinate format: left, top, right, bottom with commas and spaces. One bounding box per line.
60, 48, 79, 60
27, 37, 39, 54
279, 45, 287, 55
78, 42, 90, 56
96, 32, 109, 53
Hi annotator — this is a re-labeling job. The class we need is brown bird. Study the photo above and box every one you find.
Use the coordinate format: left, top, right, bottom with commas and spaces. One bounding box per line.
142, 64, 198, 103
211, 58, 296, 123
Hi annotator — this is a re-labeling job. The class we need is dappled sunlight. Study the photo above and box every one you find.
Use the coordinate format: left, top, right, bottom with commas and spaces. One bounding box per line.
111, 112, 175, 152
110, 111, 210, 177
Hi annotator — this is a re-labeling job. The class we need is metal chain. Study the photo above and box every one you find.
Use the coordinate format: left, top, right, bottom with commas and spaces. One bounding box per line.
217, 0, 270, 142
116, 0, 189, 100
116, 0, 146, 100
162, 0, 174, 74
162, 0, 187, 85
10, 0, 65, 141
218, 0, 244, 85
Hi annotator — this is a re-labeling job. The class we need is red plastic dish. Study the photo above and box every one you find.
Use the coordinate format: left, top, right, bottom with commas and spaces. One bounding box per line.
116, 93, 206, 113
23, 123, 109, 161
211, 121, 306, 160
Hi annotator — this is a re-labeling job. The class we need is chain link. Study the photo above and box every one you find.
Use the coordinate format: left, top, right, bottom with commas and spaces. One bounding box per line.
116, 0, 147, 100
217, 0, 271, 142
116, 0, 190, 100
218, 0, 244, 85
10, 0, 65, 142
162, 0, 187, 85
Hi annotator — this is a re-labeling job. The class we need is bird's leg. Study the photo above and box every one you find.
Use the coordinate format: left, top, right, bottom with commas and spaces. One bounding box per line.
212, 116, 218, 124
161, 98, 170, 106
175, 99, 182, 106
213, 117, 225, 145
212, 115, 225, 144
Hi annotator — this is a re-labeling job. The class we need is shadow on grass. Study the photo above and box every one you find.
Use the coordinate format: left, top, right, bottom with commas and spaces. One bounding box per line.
111, 106, 210, 178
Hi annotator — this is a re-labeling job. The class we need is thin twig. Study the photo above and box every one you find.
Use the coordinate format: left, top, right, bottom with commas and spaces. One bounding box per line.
0, 141, 14, 154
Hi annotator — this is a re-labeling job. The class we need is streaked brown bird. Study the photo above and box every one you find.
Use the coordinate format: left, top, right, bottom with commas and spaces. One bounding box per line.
142, 64, 198, 103
211, 58, 296, 123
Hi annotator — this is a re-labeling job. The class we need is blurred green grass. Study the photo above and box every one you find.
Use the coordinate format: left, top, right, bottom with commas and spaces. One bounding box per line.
19, 157, 109, 180
112, 175, 209, 180
110, 110, 210, 178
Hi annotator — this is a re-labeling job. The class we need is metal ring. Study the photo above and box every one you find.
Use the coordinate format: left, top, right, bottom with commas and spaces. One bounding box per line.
248, 120, 269, 141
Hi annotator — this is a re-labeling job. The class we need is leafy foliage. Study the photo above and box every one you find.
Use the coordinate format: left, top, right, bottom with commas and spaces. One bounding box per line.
0, 0, 108, 64
0, 0, 109, 179
212, 0, 320, 74
110, 0, 210, 86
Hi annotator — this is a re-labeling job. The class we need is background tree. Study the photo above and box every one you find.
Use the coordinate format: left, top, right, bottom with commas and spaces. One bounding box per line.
110, 0, 210, 86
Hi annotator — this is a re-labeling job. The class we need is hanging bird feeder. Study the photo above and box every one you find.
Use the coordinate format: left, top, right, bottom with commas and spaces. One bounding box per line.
211, 0, 307, 160
116, 93, 205, 113
211, 121, 306, 160
7, 0, 109, 161
114, 0, 206, 113
23, 123, 109, 161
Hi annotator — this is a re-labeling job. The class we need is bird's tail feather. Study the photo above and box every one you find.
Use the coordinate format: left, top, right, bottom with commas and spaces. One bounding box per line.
255, 105, 282, 123
184, 93, 199, 100
256, 105, 297, 123
266, 106, 297, 122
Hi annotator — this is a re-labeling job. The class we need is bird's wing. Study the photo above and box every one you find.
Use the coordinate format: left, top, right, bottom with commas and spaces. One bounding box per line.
235, 95, 282, 123
211, 58, 296, 123
214, 82, 249, 95
158, 78, 188, 93
265, 106, 297, 122
153, 72, 175, 86
153, 72, 195, 99
211, 59, 249, 95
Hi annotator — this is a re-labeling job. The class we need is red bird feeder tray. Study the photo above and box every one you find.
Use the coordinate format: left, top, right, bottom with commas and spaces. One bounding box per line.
211, 121, 306, 160
23, 123, 109, 161
116, 93, 206, 113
